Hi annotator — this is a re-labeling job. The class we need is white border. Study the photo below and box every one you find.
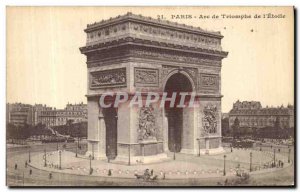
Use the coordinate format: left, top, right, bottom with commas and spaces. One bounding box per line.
0, 1, 298, 192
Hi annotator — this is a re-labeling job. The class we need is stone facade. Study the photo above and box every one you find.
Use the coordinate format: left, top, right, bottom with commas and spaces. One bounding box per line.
7, 102, 88, 128
229, 100, 294, 129
40, 103, 87, 127
6, 103, 34, 127
80, 12, 228, 164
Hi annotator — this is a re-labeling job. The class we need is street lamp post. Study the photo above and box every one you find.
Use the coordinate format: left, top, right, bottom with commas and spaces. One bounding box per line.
59, 150, 62, 170
92, 143, 95, 160
78, 137, 80, 149
260, 143, 262, 151
77, 136, 80, 149
75, 142, 78, 158
273, 148, 276, 167
223, 155, 226, 176
196, 138, 200, 157
288, 148, 291, 163
250, 152, 253, 172
128, 144, 131, 166
89, 155, 92, 175
107, 145, 110, 163
44, 149, 47, 167
28, 149, 31, 163
231, 144, 233, 153
22, 172, 24, 186
173, 144, 176, 160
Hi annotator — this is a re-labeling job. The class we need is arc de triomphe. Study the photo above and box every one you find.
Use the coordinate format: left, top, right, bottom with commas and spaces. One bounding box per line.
80, 12, 228, 164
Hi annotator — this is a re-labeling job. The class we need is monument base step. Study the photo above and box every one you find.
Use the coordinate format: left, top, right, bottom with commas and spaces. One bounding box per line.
112, 153, 170, 165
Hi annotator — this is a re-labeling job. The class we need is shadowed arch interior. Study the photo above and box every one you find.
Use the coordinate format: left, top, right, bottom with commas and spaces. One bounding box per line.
164, 72, 193, 152
102, 107, 118, 160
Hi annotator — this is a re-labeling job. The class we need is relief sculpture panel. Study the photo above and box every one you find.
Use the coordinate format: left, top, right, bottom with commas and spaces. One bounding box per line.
134, 68, 159, 87
138, 106, 157, 142
199, 73, 219, 91
202, 104, 218, 135
90, 68, 126, 89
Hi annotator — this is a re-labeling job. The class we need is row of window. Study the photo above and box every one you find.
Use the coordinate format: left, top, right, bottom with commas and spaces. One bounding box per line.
230, 117, 289, 123
42, 117, 84, 123
41, 111, 85, 116
238, 121, 289, 127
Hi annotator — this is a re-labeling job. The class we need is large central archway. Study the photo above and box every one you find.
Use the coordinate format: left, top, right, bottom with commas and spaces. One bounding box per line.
164, 72, 194, 152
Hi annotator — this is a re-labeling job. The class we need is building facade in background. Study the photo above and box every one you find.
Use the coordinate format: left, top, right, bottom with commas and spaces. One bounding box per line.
6, 103, 34, 127
228, 100, 294, 130
40, 102, 87, 127
7, 102, 87, 127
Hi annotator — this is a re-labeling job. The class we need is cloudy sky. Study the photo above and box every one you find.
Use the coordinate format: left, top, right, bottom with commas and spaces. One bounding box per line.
7, 7, 294, 112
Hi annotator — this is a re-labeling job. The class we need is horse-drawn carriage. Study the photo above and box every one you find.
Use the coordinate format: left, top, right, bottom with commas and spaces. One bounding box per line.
134, 169, 158, 181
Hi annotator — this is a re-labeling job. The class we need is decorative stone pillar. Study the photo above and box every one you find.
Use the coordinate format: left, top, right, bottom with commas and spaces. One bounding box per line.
114, 101, 133, 163
181, 107, 197, 155
219, 137, 223, 148
193, 107, 199, 155
205, 138, 209, 154
163, 109, 169, 152
96, 110, 107, 159
86, 97, 99, 158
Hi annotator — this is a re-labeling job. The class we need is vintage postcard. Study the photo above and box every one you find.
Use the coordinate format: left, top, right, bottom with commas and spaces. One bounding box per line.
6, 6, 294, 187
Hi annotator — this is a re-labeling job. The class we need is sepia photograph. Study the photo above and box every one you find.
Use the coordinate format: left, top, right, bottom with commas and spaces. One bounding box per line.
5, 6, 295, 187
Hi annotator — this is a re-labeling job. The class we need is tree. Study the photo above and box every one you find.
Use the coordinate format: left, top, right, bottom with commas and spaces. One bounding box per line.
274, 117, 281, 139
252, 127, 258, 139
6, 123, 17, 143
232, 117, 240, 139
221, 117, 230, 136
66, 119, 74, 126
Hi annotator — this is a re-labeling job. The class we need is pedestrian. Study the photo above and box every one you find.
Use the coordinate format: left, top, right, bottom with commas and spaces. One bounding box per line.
151, 169, 154, 176
29, 169, 32, 175
108, 169, 112, 176
49, 173, 52, 179
25, 161, 28, 168
144, 169, 150, 180
15, 163, 17, 170
224, 178, 228, 186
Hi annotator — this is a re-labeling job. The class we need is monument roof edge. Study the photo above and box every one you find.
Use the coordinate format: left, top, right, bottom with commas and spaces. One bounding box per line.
79, 38, 228, 58
85, 12, 223, 38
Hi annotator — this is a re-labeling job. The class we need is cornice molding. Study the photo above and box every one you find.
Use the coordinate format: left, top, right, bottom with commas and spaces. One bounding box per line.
80, 37, 228, 59
85, 12, 223, 38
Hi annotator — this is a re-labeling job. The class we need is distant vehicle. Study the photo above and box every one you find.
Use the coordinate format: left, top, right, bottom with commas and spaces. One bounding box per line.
232, 139, 255, 148
66, 137, 75, 143
222, 137, 233, 143
41, 136, 75, 143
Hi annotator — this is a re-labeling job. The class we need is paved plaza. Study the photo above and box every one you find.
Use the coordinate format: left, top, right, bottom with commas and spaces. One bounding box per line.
28, 147, 289, 180
7, 143, 294, 186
